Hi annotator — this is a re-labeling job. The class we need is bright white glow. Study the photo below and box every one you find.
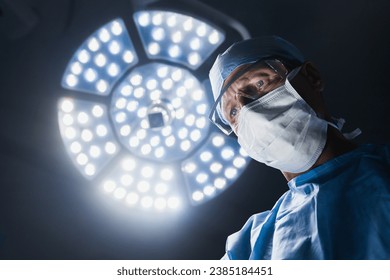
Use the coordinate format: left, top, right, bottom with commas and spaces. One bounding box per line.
176, 87, 186, 98
171, 31, 182, 43
84, 68, 97, 82
196, 24, 207, 37
162, 126, 172, 136
96, 79, 108, 93
157, 66, 168, 78
190, 130, 201, 142
175, 108, 185, 119
70, 141, 82, 154
140, 119, 149, 129
120, 174, 134, 186
221, 147, 234, 160
212, 135, 225, 147
115, 97, 127, 109
152, 27, 165, 41
121, 85, 132, 96
210, 162, 223, 173
111, 20, 123, 35
122, 158, 136, 171
138, 181, 151, 192
141, 144, 152, 155
103, 180, 116, 193
196, 173, 208, 184
208, 30, 220, 45
114, 187, 126, 199
136, 129, 146, 139
183, 18, 193, 31
171, 69, 182, 81
107, 63, 120, 77
78, 49, 90, 63
160, 168, 173, 181
200, 151, 212, 162
190, 38, 201, 50
84, 163, 95, 176
183, 162, 196, 173
130, 74, 142, 86
152, 13, 163, 25
92, 105, 104, 117
81, 129, 93, 142
167, 197, 180, 209
166, 15, 177, 27
233, 157, 246, 168
105, 142, 117, 154
64, 127, 76, 139
168, 45, 181, 58
192, 191, 204, 201
178, 128, 188, 139
127, 101, 138, 113
66, 74, 78, 87
89, 145, 101, 158
96, 124, 108, 137
88, 37, 100, 52
154, 198, 167, 211
204, 185, 215, 196
71, 62, 82, 75
115, 112, 126, 123
184, 78, 194, 89
148, 42, 160, 55
137, 12, 150, 27
196, 117, 206, 129
150, 90, 161, 100
240, 147, 249, 157
123, 51, 134, 63
172, 97, 182, 108
141, 196, 153, 208
188, 52, 200, 66
77, 112, 89, 124
155, 183, 168, 195
215, 177, 227, 189
94, 53, 107, 67
191, 89, 203, 101
62, 114, 74, 126
225, 167, 238, 179
134, 87, 145, 98
184, 115, 195, 126
126, 192, 139, 205
154, 147, 165, 158
98, 28, 110, 42
61, 99, 74, 113
109, 41, 121, 55
146, 79, 157, 90
141, 166, 154, 178
150, 136, 160, 146
76, 153, 88, 165
129, 136, 139, 147
180, 140, 191, 151
162, 78, 173, 90
196, 104, 207, 115
120, 125, 131, 136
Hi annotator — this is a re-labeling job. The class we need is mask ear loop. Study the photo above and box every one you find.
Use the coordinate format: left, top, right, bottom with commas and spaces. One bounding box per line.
328, 117, 362, 140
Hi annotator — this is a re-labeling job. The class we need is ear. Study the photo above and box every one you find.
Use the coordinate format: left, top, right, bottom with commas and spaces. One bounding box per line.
300, 61, 324, 92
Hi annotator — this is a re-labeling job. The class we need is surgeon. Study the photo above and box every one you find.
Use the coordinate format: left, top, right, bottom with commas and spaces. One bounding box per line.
208, 36, 390, 259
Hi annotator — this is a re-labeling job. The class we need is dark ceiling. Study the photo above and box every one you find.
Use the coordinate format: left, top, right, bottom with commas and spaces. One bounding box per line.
0, 0, 389, 259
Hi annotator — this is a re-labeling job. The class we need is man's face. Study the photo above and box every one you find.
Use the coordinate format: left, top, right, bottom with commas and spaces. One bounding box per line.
221, 60, 288, 133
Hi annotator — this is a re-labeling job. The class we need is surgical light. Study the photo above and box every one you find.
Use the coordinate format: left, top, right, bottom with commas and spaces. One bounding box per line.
58, 0, 250, 212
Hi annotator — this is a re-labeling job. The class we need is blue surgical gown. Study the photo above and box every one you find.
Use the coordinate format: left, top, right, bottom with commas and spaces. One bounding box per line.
223, 144, 390, 259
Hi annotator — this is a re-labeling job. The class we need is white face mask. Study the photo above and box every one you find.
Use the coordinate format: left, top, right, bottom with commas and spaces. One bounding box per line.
237, 77, 328, 173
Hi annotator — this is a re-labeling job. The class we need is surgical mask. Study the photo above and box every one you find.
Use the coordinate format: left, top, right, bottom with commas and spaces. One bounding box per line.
237, 76, 329, 173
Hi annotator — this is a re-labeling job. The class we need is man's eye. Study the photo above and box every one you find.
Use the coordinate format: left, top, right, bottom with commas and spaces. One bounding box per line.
256, 80, 265, 89
230, 107, 238, 117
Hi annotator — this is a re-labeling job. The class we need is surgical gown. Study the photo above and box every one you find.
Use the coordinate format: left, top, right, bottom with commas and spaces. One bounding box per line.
223, 144, 390, 259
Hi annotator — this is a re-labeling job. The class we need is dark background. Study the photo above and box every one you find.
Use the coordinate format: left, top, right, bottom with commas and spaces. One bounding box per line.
0, 0, 389, 259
